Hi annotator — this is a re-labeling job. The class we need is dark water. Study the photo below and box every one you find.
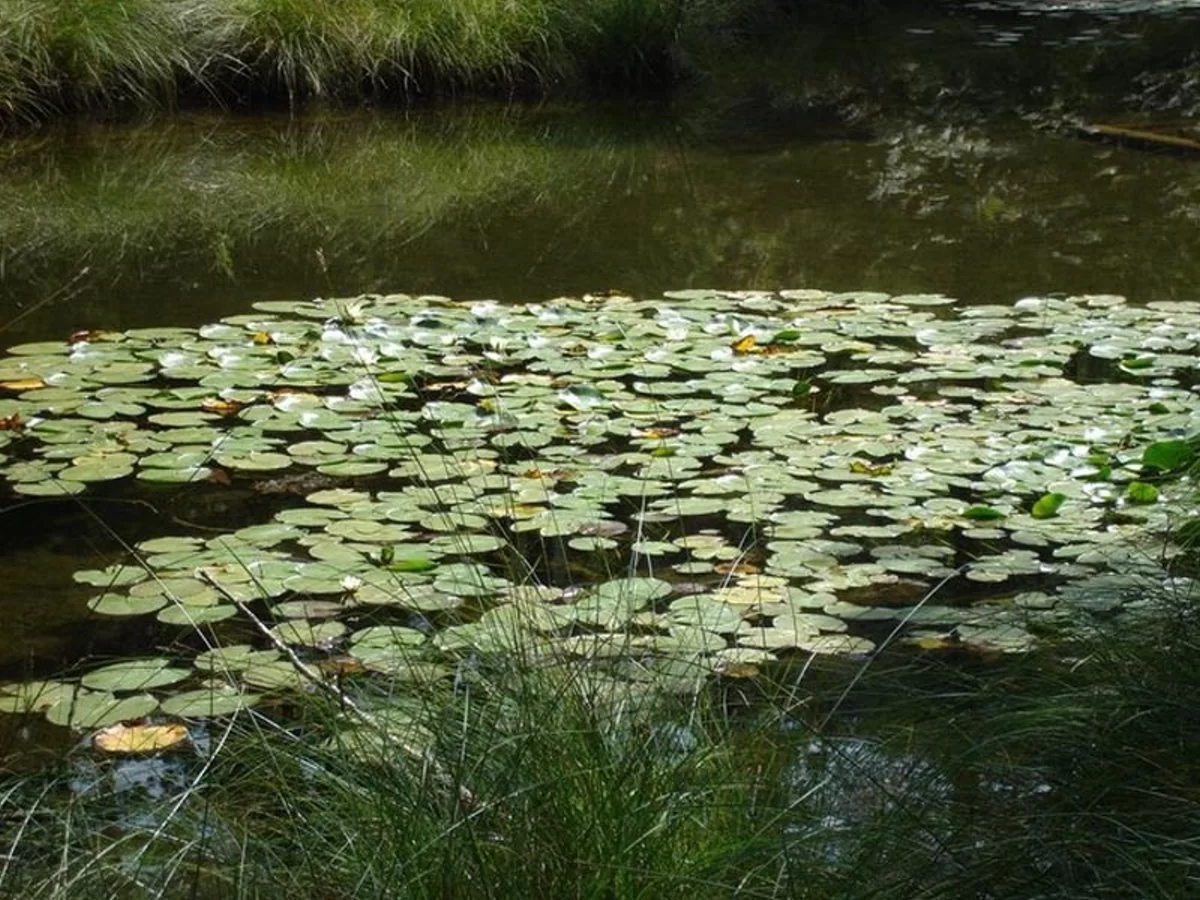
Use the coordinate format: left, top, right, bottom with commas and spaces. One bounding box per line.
1, 0, 1199, 751
1, 2, 1200, 344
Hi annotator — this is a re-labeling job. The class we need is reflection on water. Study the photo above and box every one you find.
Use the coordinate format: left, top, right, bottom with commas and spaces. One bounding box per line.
1, 99, 1199, 348
0, 2, 1198, 343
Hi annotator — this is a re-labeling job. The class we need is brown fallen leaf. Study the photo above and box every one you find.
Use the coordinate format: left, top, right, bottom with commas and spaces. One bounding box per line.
200, 397, 245, 416
716, 562, 761, 576
93, 722, 189, 755
716, 662, 760, 680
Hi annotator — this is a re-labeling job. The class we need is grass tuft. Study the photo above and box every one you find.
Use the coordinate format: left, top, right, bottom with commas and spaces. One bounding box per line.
0, 0, 200, 119
1, 656, 821, 898
0, 0, 763, 123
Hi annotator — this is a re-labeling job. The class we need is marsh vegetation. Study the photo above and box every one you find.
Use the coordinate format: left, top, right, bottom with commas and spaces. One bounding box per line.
2, 2, 1200, 897
0, 0, 768, 122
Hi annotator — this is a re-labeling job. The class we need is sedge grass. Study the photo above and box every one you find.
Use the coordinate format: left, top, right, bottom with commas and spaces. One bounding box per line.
0, 0, 200, 119
7, 577, 1200, 899
0, 0, 761, 123
0, 654, 823, 899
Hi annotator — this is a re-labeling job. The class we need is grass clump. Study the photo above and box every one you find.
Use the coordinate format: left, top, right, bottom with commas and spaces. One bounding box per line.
0, 0, 199, 119
0, 0, 761, 123
0, 657, 830, 898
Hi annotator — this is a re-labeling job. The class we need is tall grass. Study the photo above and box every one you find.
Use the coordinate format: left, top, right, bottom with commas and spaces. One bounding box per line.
0, 0, 199, 118
7, 597, 1200, 899
0, 0, 760, 123
0, 657, 828, 898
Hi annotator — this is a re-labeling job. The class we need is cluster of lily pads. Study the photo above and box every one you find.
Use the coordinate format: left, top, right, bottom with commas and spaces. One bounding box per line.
0, 288, 1197, 742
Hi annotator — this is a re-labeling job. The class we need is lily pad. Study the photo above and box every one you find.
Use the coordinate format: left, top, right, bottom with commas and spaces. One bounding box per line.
80, 659, 191, 692
45, 690, 158, 730
161, 687, 261, 717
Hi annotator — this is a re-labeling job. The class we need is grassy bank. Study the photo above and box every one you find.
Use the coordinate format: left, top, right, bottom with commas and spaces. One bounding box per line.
0, 0, 764, 123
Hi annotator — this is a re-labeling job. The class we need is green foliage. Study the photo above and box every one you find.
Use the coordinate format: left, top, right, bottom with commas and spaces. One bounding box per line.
1142, 438, 1197, 474
1030, 491, 1067, 519
0, 0, 754, 121
0, 0, 198, 118
0, 662, 815, 898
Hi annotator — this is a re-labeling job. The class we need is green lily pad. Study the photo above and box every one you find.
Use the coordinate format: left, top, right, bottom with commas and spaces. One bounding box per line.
161, 687, 260, 717
270, 620, 347, 647
46, 690, 158, 730
0, 681, 76, 714
241, 662, 309, 691
156, 603, 238, 626
88, 593, 168, 617
1031, 492, 1068, 519
80, 659, 191, 692
195, 645, 282, 674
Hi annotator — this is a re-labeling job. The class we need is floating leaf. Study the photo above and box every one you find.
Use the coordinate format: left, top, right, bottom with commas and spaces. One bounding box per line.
1142, 439, 1194, 473
80, 659, 190, 692
46, 691, 158, 730
0, 681, 75, 714
1125, 481, 1159, 504
94, 723, 189, 755
195, 645, 282, 674
731, 335, 757, 354
558, 385, 608, 411
161, 687, 260, 717
271, 620, 347, 647
1030, 492, 1068, 519
963, 505, 1005, 521
89, 593, 168, 617
157, 604, 238, 626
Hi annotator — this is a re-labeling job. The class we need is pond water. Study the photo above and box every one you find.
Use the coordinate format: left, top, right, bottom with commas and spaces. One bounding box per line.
0, 0, 1198, 759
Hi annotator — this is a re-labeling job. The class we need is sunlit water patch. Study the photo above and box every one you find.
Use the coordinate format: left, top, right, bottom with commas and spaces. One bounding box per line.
0, 288, 1196, 742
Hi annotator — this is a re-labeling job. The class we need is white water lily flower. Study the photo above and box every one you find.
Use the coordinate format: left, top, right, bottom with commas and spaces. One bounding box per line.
587, 344, 614, 360
335, 299, 370, 323
340, 575, 363, 593
350, 344, 379, 366
347, 379, 387, 403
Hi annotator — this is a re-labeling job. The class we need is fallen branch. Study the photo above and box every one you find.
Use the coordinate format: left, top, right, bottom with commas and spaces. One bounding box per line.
1074, 122, 1200, 155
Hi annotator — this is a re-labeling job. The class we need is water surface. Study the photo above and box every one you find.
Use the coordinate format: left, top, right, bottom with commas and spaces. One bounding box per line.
1, 0, 1199, 741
